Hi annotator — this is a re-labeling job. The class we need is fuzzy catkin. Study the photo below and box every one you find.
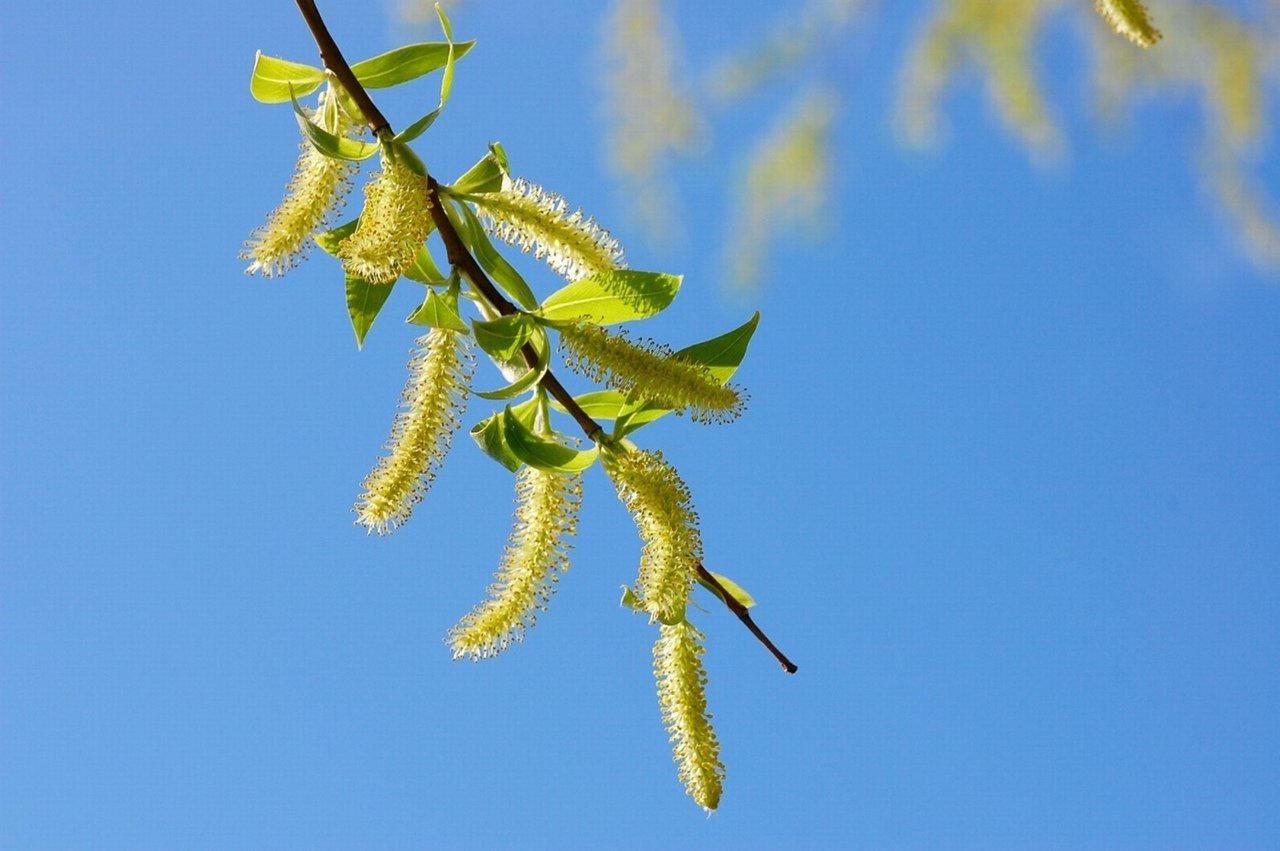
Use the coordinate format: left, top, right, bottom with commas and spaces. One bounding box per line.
1095, 0, 1161, 47
448, 467, 583, 660
605, 448, 701, 623
559, 323, 744, 423
471, 177, 625, 282
354, 329, 474, 534
338, 154, 434, 284
654, 621, 724, 811
242, 92, 357, 276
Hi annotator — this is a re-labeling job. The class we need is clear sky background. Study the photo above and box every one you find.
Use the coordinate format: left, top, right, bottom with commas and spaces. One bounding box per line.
2, 1, 1278, 848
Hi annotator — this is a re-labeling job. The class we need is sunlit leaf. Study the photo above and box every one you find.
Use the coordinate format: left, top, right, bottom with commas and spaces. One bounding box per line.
349, 41, 475, 89
501, 407, 599, 473
250, 52, 324, 103
407, 289, 468, 332
290, 90, 380, 161
346, 275, 396, 349
539, 271, 681, 324
472, 313, 536, 361
470, 412, 522, 472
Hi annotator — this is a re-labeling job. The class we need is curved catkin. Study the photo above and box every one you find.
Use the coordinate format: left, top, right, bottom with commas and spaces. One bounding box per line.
471, 177, 625, 282
654, 621, 724, 811
559, 323, 744, 423
354, 329, 474, 534
1095, 0, 1161, 47
448, 468, 583, 660
243, 92, 357, 276
604, 448, 700, 623
338, 154, 434, 284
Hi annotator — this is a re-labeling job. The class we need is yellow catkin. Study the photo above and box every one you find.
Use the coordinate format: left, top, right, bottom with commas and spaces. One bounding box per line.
448, 467, 583, 660
654, 621, 724, 811
243, 91, 357, 276
471, 176, 625, 282
559, 323, 744, 423
1095, 0, 1162, 48
338, 154, 434, 284
604, 448, 701, 623
354, 329, 474, 534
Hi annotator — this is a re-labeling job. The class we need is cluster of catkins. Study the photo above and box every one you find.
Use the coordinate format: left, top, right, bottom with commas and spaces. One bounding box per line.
244, 75, 748, 810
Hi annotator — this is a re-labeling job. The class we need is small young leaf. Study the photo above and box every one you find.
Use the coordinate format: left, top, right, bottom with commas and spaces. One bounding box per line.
349, 41, 475, 89
539, 271, 681, 325
402, 245, 446, 284
620, 585, 645, 613
444, 200, 539, 310
473, 313, 536, 361
346, 275, 396, 349
676, 310, 760, 384
697, 572, 757, 609
291, 91, 380, 161
436, 4, 457, 107
394, 108, 442, 145
550, 390, 630, 421
476, 328, 551, 400
471, 413, 523, 473
451, 147, 509, 195
314, 218, 360, 255
501, 408, 599, 473
250, 52, 324, 103
407, 289, 468, 332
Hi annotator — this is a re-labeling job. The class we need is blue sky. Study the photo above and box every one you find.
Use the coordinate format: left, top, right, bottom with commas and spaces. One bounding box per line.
2, 1, 1278, 848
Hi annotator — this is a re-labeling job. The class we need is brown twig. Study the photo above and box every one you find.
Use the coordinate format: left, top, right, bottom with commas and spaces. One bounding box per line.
293, 0, 795, 674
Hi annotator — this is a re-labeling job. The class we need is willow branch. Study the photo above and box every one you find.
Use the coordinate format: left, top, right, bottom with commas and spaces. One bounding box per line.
292, 0, 794, 674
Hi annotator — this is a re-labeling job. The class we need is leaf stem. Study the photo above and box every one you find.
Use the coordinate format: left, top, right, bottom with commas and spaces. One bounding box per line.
291, 0, 794, 674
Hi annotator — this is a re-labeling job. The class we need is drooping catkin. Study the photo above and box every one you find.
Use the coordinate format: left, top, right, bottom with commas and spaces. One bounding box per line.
448, 467, 582, 660
338, 153, 434, 284
654, 621, 724, 811
243, 90, 357, 277
471, 176, 625, 282
1095, 0, 1162, 47
604, 448, 701, 623
354, 329, 474, 534
559, 322, 744, 423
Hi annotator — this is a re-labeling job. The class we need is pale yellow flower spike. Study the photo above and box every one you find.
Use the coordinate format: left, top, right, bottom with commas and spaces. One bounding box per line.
355, 329, 474, 535
338, 153, 434, 284
448, 467, 583, 660
471, 176, 625, 282
243, 89, 357, 277
1095, 0, 1162, 48
559, 323, 744, 424
605, 448, 701, 624
654, 621, 724, 812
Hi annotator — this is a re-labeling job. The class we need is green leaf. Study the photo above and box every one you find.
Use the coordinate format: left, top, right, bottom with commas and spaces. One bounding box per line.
291, 90, 380, 161
436, 5, 457, 107
470, 413, 522, 473
501, 408, 599, 473
314, 218, 359, 255
349, 40, 474, 89
613, 403, 673, 437
550, 390, 630, 421
402, 244, 445, 284
451, 147, 509, 195
475, 327, 550, 400
675, 310, 760, 384
250, 52, 324, 103
697, 572, 757, 609
472, 313, 536, 361
346, 275, 396, 349
394, 108, 441, 145
407, 289, 468, 332
444, 200, 539, 310
539, 270, 681, 325
620, 585, 644, 613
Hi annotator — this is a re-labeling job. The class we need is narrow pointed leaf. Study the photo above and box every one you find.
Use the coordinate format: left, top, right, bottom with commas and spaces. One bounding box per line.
346, 275, 396, 349
675, 310, 760, 383
291, 90, 380, 161
550, 390, 630, 421
407, 289, 468, 332
402, 244, 446, 284
349, 40, 474, 89
697, 572, 757, 609
451, 148, 509, 195
501, 408, 599, 473
470, 413, 522, 472
539, 271, 681, 324
472, 313, 536, 361
394, 107, 442, 144
250, 52, 324, 103
314, 218, 360, 256
444, 200, 539, 310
